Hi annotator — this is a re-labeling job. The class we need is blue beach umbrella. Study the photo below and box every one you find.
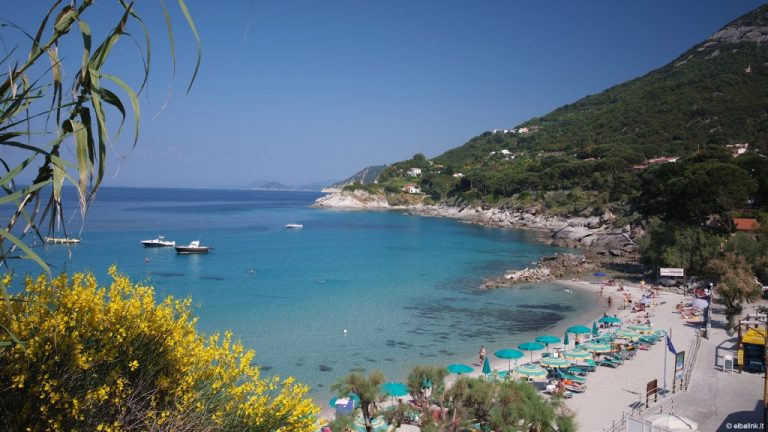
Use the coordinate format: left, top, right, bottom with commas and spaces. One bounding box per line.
517, 341, 546, 363
447, 363, 474, 375
482, 356, 491, 376
598, 316, 622, 325
494, 348, 524, 371
535, 335, 561, 352
567, 325, 591, 335
594, 271, 607, 278
563, 331, 570, 347
592, 321, 599, 337
382, 382, 409, 397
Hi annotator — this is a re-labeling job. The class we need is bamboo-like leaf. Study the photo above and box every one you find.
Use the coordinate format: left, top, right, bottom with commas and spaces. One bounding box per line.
78, 20, 91, 87
0, 323, 26, 349
118, 0, 151, 93
0, 181, 51, 206
87, 68, 108, 165
0, 228, 49, 274
63, 119, 89, 197
177, 0, 201, 93
96, 86, 126, 136
88, 4, 132, 71
46, 47, 63, 126
102, 73, 140, 147
0, 155, 36, 188
160, 0, 176, 78
0, 141, 53, 157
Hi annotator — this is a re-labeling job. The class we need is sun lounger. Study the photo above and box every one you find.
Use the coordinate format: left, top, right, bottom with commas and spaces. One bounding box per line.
566, 366, 588, 376
599, 358, 620, 368
564, 382, 586, 393
554, 370, 586, 383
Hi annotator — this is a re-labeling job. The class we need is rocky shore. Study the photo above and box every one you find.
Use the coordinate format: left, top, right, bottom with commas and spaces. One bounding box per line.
311, 191, 640, 258
481, 253, 593, 289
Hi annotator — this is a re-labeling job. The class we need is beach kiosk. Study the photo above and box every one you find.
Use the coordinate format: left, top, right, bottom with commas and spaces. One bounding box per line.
736, 317, 767, 373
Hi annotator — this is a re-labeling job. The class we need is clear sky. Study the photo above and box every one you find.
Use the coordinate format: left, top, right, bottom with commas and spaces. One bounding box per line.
5, 1, 767, 188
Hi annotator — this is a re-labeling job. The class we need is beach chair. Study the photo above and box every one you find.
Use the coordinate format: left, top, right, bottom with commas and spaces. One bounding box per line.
563, 382, 586, 393
566, 366, 588, 377
598, 358, 620, 368
555, 370, 586, 384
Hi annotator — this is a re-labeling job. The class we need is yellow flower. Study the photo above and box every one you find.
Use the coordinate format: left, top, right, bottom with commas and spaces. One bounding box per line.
128, 360, 139, 371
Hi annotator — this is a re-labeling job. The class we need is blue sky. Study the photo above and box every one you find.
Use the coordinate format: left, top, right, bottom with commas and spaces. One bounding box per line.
5, 1, 766, 188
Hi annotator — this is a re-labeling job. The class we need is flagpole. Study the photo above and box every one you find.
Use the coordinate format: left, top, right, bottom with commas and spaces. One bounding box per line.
663, 340, 668, 396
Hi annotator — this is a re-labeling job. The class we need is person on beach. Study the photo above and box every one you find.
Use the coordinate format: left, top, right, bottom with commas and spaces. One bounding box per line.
608, 296, 613, 307
479, 345, 486, 364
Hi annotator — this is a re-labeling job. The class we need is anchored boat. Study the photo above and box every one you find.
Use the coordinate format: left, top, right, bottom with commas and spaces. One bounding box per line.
175, 240, 210, 254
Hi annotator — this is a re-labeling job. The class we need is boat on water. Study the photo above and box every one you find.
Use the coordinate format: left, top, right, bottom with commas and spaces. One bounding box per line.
175, 240, 210, 254
44, 237, 80, 244
141, 235, 175, 248
285, 224, 303, 229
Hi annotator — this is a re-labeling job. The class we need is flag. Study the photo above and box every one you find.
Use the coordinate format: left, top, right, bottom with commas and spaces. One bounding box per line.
666, 335, 676, 355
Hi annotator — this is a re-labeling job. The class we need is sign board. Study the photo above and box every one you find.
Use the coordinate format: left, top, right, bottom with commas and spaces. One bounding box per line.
645, 379, 658, 407
659, 267, 685, 277
738, 349, 744, 366
742, 328, 766, 345
675, 351, 685, 372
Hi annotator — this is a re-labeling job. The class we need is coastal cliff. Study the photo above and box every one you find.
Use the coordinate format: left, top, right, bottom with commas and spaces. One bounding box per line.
311, 191, 638, 257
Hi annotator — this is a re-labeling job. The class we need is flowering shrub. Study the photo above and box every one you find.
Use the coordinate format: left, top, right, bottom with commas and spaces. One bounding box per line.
0, 267, 318, 431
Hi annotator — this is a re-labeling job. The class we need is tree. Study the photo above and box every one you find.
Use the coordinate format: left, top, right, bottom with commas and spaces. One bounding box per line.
708, 252, 763, 329
0, 268, 318, 431
331, 371, 384, 432
638, 219, 724, 276
0, 0, 201, 271
406, 365, 447, 428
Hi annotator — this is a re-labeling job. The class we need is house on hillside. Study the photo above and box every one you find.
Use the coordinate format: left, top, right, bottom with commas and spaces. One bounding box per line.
631, 156, 680, 171
403, 184, 421, 194
453, 173, 464, 178
734, 218, 760, 232
407, 168, 422, 177
726, 143, 749, 157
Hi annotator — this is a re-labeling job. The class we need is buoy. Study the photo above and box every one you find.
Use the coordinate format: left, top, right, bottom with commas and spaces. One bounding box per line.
343, 329, 347, 335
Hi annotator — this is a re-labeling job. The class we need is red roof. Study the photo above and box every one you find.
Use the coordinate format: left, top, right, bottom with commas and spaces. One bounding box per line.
734, 218, 760, 231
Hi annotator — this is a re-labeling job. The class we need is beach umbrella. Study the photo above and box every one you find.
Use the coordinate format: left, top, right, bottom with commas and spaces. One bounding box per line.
563, 331, 570, 347
329, 394, 361, 408
540, 356, 571, 369
563, 350, 593, 361
598, 316, 622, 325
592, 321, 599, 337
594, 271, 607, 278
517, 341, 546, 362
615, 329, 640, 340
496, 370, 510, 380
482, 356, 492, 376
628, 324, 653, 333
382, 382, 409, 397
494, 348, 524, 371
535, 335, 561, 352
447, 363, 474, 375
567, 325, 591, 335
691, 298, 709, 310
514, 363, 548, 380
580, 341, 612, 353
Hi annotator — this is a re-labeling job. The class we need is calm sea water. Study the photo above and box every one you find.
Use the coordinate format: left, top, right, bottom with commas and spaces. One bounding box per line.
6, 187, 601, 402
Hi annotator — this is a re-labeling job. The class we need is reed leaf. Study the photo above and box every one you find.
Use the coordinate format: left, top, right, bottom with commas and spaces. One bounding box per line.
0, 228, 49, 274
102, 73, 140, 147
177, 0, 201, 93
77, 20, 91, 88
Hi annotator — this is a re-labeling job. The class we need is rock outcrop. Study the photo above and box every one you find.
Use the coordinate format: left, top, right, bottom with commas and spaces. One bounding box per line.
482, 253, 592, 289
311, 192, 638, 256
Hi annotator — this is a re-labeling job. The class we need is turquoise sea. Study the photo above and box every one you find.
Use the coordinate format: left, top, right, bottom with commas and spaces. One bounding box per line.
6, 187, 603, 402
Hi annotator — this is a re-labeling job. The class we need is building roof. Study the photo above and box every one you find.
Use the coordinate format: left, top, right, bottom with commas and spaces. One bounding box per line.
734, 218, 760, 231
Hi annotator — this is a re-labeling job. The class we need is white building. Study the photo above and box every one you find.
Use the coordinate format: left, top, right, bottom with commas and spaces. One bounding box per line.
407, 168, 422, 177
453, 173, 464, 178
403, 184, 421, 194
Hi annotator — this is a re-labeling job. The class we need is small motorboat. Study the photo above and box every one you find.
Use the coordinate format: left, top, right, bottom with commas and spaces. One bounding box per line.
141, 235, 175, 248
285, 224, 303, 229
175, 240, 210, 254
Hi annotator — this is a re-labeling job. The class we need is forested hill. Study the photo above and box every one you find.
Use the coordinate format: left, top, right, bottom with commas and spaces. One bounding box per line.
369, 5, 768, 221
436, 5, 768, 168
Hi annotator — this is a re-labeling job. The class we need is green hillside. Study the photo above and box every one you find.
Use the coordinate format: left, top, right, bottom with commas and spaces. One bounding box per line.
376, 5, 768, 220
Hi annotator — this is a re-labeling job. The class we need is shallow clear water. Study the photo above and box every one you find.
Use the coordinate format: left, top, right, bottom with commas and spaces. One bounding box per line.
6, 188, 601, 402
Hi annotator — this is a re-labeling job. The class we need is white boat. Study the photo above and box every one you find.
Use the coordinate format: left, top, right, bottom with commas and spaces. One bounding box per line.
175, 240, 210, 254
141, 235, 175, 248
45, 237, 80, 244
285, 224, 303, 229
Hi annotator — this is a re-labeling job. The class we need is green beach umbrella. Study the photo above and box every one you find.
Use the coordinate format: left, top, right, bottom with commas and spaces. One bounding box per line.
540, 356, 571, 369
598, 316, 622, 325
494, 348, 524, 371
628, 324, 653, 333
563, 349, 593, 361
567, 325, 591, 335
447, 363, 474, 375
615, 329, 640, 340
496, 370, 510, 379
535, 335, 561, 351
517, 341, 546, 363
580, 341, 612, 353
482, 356, 491, 375
382, 382, 409, 397
514, 363, 548, 380
564, 331, 570, 347
592, 321, 599, 337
